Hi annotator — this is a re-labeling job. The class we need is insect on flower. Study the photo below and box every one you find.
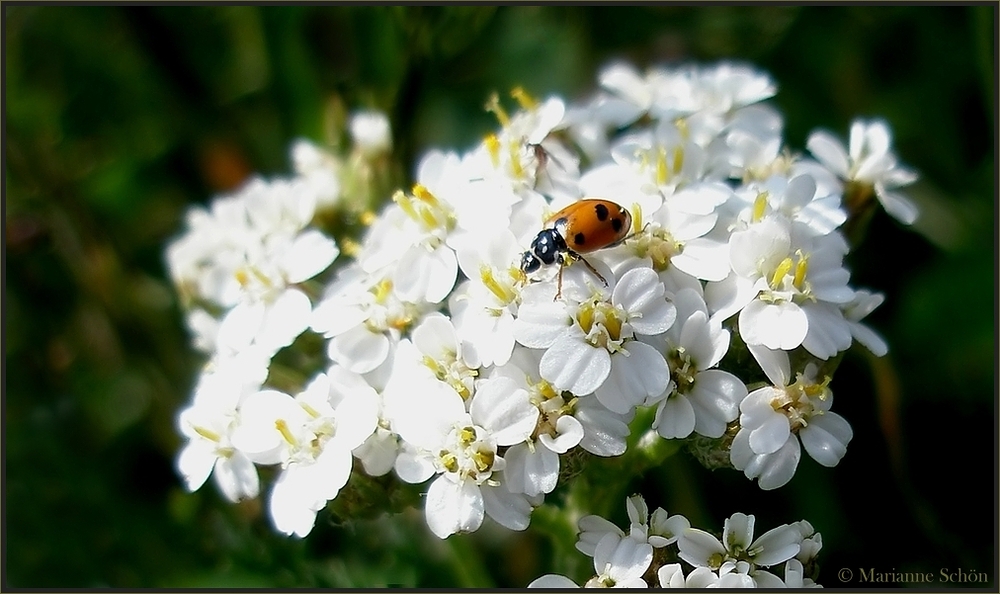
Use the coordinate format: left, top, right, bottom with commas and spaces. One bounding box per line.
520, 198, 631, 298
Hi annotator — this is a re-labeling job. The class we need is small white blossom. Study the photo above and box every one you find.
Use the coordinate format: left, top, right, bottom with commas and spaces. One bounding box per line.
514, 264, 675, 414
645, 288, 746, 439
730, 346, 853, 490
385, 347, 538, 538
807, 118, 919, 224
349, 110, 392, 156
230, 372, 378, 537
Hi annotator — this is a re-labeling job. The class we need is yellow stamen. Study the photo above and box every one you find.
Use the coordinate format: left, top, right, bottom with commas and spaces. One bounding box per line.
472, 450, 494, 472
656, 147, 669, 186
770, 257, 794, 289
485, 93, 510, 127
423, 355, 445, 378
511, 86, 538, 110
359, 210, 378, 226
388, 315, 413, 331
441, 451, 458, 473
393, 189, 418, 220
193, 426, 221, 442
484, 133, 502, 168
300, 402, 321, 419
412, 183, 437, 205
373, 278, 393, 304
672, 146, 684, 176
752, 192, 769, 223
675, 117, 690, 141
340, 238, 361, 258
630, 203, 643, 235
509, 142, 524, 178
793, 251, 809, 290
459, 426, 476, 445
275, 419, 297, 447
480, 265, 516, 304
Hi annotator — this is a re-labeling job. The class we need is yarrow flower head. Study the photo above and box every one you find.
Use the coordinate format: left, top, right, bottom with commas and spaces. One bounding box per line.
166, 58, 916, 590
531, 496, 823, 588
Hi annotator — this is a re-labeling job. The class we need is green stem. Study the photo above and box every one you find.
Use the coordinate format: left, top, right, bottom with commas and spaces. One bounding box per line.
444, 533, 493, 587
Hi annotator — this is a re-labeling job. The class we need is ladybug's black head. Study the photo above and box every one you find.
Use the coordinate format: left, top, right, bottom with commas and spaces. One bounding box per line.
520, 251, 542, 273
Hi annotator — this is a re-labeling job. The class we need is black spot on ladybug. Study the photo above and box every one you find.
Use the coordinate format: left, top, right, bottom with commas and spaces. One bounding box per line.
612, 218, 624, 233
573, 232, 586, 246
594, 203, 610, 221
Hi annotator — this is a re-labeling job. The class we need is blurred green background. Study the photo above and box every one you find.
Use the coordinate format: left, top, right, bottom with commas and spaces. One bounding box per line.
5, 6, 995, 588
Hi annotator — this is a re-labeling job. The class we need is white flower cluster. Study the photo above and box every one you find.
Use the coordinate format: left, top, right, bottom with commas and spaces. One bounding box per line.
530, 495, 824, 588
168, 61, 918, 541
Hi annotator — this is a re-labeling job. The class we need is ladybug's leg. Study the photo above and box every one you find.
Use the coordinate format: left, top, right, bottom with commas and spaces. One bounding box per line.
554, 252, 608, 300
573, 252, 608, 287
554, 254, 567, 301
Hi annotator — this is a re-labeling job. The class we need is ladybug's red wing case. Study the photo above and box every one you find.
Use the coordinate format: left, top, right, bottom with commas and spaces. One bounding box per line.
546, 199, 631, 255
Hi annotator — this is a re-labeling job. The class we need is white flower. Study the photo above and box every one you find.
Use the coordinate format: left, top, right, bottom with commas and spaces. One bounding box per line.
386, 357, 538, 538
730, 346, 853, 490
623, 494, 691, 549
678, 512, 802, 573
645, 288, 746, 439
729, 173, 847, 238
608, 119, 711, 200
230, 372, 378, 537
450, 228, 525, 367
474, 90, 580, 200
807, 118, 919, 224
583, 532, 654, 588
528, 574, 581, 588
842, 289, 888, 357
167, 176, 338, 357
782, 558, 822, 587
410, 312, 480, 400
514, 265, 675, 414
291, 139, 342, 209
490, 347, 583, 497
176, 351, 269, 502
311, 264, 427, 374
707, 212, 855, 358
349, 110, 392, 156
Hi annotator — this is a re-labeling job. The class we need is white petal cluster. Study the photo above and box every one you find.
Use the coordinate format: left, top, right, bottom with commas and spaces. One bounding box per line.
167, 60, 918, 546
530, 496, 823, 588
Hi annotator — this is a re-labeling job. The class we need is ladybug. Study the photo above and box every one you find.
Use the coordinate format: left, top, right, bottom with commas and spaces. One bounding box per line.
520, 198, 632, 297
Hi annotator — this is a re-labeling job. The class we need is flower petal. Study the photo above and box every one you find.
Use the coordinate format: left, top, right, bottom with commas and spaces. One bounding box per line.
425, 476, 484, 539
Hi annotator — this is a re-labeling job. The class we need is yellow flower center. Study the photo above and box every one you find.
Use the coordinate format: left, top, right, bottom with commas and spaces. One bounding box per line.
576, 296, 627, 352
